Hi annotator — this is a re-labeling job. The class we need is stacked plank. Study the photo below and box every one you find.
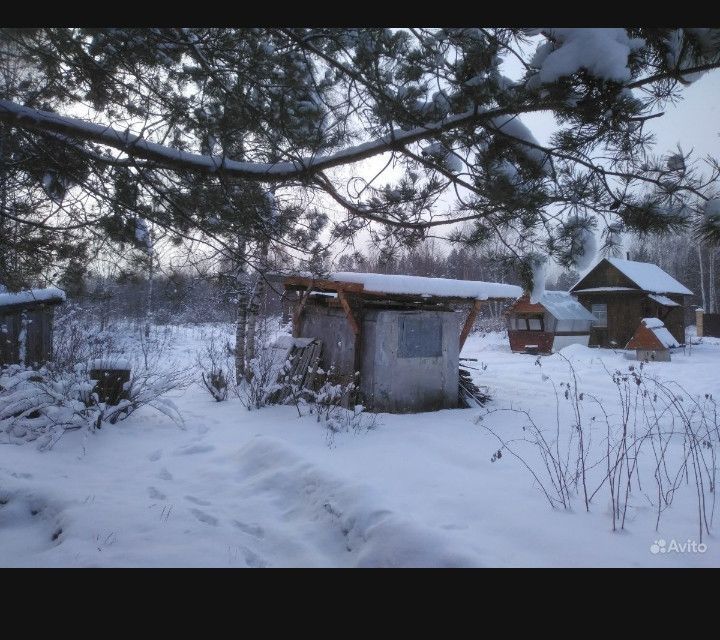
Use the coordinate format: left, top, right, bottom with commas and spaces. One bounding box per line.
458, 361, 491, 408
266, 338, 323, 405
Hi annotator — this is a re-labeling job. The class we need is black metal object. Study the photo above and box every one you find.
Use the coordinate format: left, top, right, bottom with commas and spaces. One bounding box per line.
89, 368, 131, 405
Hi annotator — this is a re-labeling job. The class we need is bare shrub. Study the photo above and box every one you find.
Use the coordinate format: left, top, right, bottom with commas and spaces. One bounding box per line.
51, 303, 124, 371
284, 366, 378, 445
100, 365, 189, 427
478, 356, 719, 541
196, 329, 235, 402
233, 316, 286, 410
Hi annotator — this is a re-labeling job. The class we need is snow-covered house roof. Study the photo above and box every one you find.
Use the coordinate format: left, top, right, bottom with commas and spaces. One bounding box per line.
647, 294, 680, 307
626, 317, 680, 350
0, 286, 66, 309
508, 291, 596, 321
285, 272, 522, 302
571, 258, 692, 296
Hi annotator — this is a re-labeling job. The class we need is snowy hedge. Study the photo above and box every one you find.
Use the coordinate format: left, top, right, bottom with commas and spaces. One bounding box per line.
0, 362, 186, 450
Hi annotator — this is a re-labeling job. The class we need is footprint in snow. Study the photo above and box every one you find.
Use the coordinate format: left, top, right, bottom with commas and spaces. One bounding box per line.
232, 520, 264, 539
242, 546, 268, 568
158, 467, 173, 481
148, 486, 167, 501
148, 450, 162, 462
184, 496, 211, 506
173, 444, 215, 456
190, 508, 218, 526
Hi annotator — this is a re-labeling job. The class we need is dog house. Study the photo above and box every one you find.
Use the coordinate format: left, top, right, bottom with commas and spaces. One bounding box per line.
506, 291, 597, 354
625, 317, 679, 362
0, 287, 65, 367
284, 272, 521, 413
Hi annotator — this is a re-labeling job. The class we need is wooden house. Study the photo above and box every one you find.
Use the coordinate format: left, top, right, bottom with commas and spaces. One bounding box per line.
283, 272, 521, 413
506, 291, 597, 354
0, 287, 65, 367
570, 258, 692, 348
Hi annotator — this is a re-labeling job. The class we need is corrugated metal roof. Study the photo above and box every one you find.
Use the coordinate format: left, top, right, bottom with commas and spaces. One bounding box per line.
508, 292, 596, 321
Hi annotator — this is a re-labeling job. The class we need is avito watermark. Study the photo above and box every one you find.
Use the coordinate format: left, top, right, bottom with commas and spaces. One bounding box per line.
650, 539, 707, 554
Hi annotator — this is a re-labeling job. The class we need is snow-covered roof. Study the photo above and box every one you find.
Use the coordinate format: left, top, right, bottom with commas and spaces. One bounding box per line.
626, 317, 680, 350
536, 291, 597, 321
328, 272, 522, 301
573, 287, 636, 293
87, 358, 131, 371
648, 294, 680, 307
644, 318, 679, 348
605, 258, 692, 295
0, 286, 66, 308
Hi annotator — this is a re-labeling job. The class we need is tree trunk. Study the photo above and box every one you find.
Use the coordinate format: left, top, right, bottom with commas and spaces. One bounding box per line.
234, 234, 248, 382
709, 247, 717, 313
697, 244, 708, 311
245, 239, 269, 380
144, 233, 154, 339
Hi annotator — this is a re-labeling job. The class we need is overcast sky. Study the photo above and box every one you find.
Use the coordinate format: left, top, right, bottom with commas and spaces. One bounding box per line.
340, 44, 720, 276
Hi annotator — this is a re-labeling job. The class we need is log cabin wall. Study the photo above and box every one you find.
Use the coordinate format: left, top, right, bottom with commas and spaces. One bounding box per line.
0, 305, 55, 367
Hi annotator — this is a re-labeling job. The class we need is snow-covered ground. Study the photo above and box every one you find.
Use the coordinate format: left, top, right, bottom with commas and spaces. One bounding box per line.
1, 324, 719, 567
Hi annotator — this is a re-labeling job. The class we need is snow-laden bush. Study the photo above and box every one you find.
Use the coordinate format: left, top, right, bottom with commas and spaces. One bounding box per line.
236, 347, 287, 411
0, 361, 188, 449
99, 366, 187, 426
0, 364, 98, 449
1, 320, 191, 449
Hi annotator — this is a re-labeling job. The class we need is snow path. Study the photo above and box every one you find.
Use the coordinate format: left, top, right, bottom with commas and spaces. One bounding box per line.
0, 400, 481, 567
1, 325, 719, 567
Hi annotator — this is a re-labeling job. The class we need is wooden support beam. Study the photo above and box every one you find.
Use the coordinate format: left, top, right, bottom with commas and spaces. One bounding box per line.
459, 300, 482, 351
292, 285, 313, 338
338, 290, 361, 335
284, 276, 364, 294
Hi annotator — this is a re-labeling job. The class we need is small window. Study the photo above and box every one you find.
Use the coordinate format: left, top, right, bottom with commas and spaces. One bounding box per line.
528, 318, 542, 331
398, 316, 443, 358
591, 304, 608, 328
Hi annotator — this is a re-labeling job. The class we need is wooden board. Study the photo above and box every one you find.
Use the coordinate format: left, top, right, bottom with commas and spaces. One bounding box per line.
266, 339, 324, 405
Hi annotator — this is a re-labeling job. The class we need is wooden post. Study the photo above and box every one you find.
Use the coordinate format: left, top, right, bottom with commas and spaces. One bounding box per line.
337, 291, 363, 407
292, 285, 313, 338
459, 300, 482, 351
696, 308, 704, 338
337, 290, 360, 335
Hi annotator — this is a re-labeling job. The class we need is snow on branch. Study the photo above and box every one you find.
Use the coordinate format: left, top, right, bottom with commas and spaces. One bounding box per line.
0, 99, 533, 182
